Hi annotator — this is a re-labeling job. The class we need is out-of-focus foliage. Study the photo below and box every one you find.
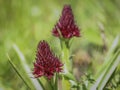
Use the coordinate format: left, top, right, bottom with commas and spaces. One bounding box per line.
0, 0, 120, 90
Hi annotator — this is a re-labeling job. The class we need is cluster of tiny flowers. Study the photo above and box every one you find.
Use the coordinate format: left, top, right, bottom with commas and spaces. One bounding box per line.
33, 41, 63, 79
52, 5, 80, 39
33, 4, 80, 79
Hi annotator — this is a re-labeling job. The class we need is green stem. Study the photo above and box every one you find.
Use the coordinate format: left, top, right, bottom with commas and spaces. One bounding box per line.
60, 39, 73, 90
48, 79, 54, 90
54, 73, 58, 90
61, 40, 72, 72
49, 73, 58, 90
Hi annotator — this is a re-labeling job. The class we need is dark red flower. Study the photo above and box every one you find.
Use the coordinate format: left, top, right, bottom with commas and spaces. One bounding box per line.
52, 5, 80, 39
33, 40, 63, 79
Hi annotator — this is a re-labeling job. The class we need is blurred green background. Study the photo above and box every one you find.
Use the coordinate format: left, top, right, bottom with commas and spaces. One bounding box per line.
0, 0, 120, 90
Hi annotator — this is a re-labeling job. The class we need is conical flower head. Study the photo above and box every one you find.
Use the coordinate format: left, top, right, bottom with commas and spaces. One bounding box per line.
52, 5, 80, 39
33, 40, 63, 79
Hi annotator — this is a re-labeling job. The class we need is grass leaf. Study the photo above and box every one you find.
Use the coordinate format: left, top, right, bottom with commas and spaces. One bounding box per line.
11, 44, 43, 90
90, 35, 120, 90
7, 54, 31, 89
97, 50, 120, 90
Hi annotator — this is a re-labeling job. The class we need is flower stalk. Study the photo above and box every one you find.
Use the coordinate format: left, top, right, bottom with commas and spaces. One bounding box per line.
61, 40, 72, 72
54, 73, 58, 90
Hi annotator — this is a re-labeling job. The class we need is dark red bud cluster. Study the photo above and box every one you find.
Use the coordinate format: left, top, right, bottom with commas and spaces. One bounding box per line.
52, 5, 80, 39
33, 41, 63, 79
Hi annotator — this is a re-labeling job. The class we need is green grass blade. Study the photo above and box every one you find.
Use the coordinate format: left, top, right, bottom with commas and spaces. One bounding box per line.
96, 35, 120, 78
97, 50, 120, 90
7, 54, 31, 89
90, 35, 120, 90
104, 35, 120, 63
90, 50, 120, 90
12, 44, 43, 90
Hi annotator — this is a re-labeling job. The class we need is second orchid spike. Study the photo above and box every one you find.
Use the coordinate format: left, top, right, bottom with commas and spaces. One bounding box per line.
52, 5, 80, 39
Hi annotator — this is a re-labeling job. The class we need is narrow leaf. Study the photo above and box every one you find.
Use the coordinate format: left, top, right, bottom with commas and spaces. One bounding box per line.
98, 50, 120, 90
12, 44, 43, 90
7, 54, 31, 89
